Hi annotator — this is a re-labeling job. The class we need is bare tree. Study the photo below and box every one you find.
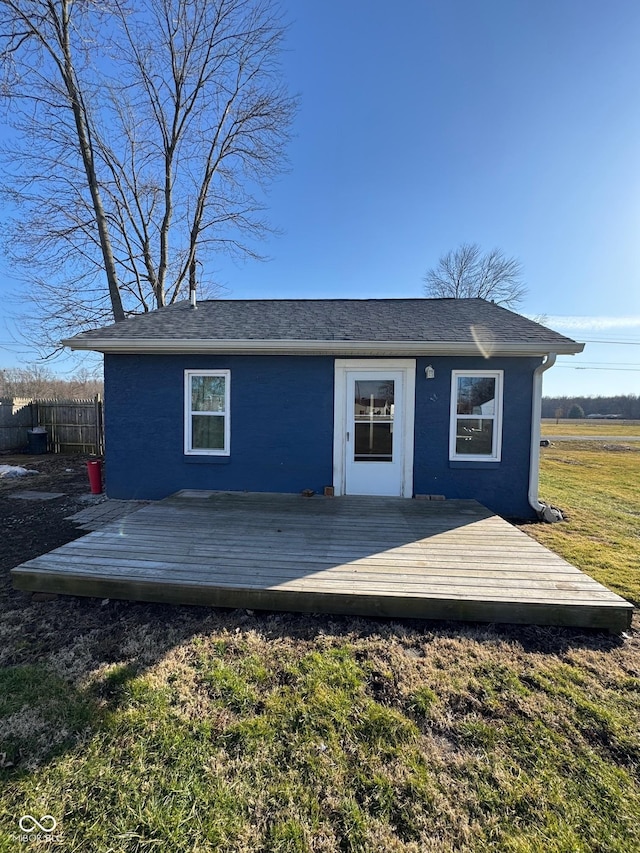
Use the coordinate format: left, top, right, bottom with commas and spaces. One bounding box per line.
0, 0, 297, 351
423, 243, 527, 309
0, 364, 103, 398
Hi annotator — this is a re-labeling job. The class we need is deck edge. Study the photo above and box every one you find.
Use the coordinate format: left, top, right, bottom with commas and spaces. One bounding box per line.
12, 568, 634, 633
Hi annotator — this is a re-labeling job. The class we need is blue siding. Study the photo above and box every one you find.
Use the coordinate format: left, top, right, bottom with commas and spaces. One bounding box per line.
104, 352, 541, 518
104, 354, 335, 500
413, 356, 540, 518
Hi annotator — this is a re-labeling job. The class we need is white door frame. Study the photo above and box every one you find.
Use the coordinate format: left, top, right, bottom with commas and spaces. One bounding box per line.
333, 359, 416, 497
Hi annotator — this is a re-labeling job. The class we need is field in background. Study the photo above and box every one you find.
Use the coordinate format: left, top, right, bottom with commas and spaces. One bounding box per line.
541, 419, 640, 436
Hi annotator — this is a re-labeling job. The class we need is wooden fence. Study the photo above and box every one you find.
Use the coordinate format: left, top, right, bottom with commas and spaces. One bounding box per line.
0, 397, 33, 453
0, 396, 104, 455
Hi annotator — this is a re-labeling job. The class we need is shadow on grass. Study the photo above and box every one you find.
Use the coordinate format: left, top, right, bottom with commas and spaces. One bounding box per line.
0, 585, 630, 782
1, 586, 638, 853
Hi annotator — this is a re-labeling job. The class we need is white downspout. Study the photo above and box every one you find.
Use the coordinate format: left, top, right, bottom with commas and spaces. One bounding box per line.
528, 353, 560, 520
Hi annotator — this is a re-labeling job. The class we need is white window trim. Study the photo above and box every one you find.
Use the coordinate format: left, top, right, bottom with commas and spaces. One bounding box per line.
184, 369, 231, 456
449, 370, 503, 462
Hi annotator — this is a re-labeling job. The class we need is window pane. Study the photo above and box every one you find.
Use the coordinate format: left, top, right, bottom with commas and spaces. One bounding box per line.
354, 380, 395, 421
192, 415, 225, 450
354, 422, 393, 462
457, 376, 495, 415
455, 418, 493, 455
191, 376, 226, 412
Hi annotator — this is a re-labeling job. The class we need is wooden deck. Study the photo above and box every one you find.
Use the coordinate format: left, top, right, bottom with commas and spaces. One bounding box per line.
11, 492, 633, 631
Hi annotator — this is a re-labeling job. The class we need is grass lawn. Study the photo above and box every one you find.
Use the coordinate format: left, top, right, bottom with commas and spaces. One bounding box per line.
1, 445, 639, 852
541, 419, 640, 436
526, 441, 640, 607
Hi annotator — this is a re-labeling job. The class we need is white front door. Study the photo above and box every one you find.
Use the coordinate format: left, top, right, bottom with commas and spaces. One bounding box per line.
334, 360, 416, 497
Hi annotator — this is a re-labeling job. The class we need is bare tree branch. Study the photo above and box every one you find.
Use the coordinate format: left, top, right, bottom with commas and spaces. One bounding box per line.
0, 0, 297, 353
423, 243, 527, 309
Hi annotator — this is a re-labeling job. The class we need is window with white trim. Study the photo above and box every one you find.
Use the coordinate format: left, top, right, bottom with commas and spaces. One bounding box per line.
449, 370, 503, 461
184, 370, 230, 455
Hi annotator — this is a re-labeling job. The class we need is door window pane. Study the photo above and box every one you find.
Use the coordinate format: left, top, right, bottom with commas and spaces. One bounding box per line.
355, 422, 393, 461
354, 380, 395, 420
354, 379, 394, 462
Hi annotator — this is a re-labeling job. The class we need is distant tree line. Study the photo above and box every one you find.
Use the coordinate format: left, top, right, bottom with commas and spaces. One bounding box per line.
0, 365, 103, 400
542, 395, 640, 420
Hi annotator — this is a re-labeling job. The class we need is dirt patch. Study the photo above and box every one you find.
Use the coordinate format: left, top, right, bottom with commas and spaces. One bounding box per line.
0, 453, 93, 497
0, 454, 93, 588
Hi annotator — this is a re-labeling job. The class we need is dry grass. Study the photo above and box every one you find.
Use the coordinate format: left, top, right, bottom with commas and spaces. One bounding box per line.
524, 441, 640, 605
541, 419, 640, 436
0, 443, 639, 851
1, 609, 638, 851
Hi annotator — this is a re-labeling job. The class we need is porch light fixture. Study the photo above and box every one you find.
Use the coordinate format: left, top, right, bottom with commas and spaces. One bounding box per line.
425, 365, 435, 379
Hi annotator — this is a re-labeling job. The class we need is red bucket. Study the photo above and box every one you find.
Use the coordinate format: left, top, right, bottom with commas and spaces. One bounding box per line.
87, 459, 103, 495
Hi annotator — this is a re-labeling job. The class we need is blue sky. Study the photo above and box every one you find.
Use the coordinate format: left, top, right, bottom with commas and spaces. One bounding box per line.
1, 0, 639, 397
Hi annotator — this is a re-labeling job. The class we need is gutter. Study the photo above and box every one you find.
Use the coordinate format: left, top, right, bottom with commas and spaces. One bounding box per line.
60, 337, 584, 357
528, 353, 561, 521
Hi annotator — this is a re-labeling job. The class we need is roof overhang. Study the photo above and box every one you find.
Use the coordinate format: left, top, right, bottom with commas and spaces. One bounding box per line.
62, 338, 585, 356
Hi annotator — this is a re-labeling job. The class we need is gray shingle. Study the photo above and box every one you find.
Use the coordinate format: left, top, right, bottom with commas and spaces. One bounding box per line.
63, 298, 580, 348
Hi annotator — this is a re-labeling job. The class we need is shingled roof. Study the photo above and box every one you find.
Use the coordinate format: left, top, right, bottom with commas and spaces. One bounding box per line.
62, 298, 583, 356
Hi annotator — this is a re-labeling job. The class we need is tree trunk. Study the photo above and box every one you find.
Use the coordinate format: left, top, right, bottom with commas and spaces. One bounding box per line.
61, 4, 125, 323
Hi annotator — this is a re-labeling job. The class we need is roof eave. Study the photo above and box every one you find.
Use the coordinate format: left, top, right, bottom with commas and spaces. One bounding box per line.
61, 338, 585, 356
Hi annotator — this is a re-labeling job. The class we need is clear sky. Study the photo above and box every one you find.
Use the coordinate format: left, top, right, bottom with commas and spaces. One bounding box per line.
1, 0, 639, 398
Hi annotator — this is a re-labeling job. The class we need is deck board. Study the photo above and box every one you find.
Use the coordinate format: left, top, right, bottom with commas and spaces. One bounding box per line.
11, 492, 633, 631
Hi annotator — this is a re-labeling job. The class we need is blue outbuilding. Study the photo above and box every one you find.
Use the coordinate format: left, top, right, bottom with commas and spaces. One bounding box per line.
63, 298, 583, 519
